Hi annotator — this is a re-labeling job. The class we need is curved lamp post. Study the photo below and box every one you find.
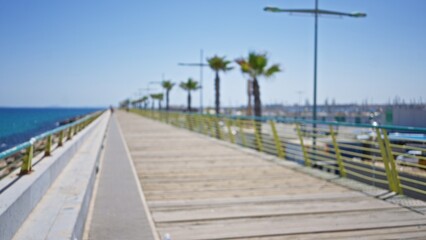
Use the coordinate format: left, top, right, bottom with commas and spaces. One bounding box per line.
178, 49, 209, 113
264, 2, 366, 123
264, 1, 366, 156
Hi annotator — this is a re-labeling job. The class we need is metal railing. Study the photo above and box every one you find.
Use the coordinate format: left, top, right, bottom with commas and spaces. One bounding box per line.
132, 109, 426, 201
0, 112, 103, 180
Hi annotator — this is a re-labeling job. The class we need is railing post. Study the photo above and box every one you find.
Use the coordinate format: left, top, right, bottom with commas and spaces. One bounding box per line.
58, 130, 64, 146
171, 113, 176, 126
209, 116, 216, 137
213, 116, 221, 139
185, 114, 191, 130
375, 128, 397, 193
237, 119, 247, 147
202, 115, 210, 136
67, 127, 73, 140
20, 144, 34, 175
218, 117, 225, 140
190, 114, 196, 130
44, 135, 52, 156
253, 120, 264, 152
269, 120, 284, 159
382, 129, 403, 194
195, 114, 203, 133
177, 113, 182, 127
296, 124, 311, 167
329, 126, 346, 177
226, 119, 235, 144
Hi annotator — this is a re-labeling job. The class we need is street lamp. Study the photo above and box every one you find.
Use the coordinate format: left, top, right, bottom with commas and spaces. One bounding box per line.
264, 1, 366, 153
264, 2, 366, 124
178, 49, 209, 113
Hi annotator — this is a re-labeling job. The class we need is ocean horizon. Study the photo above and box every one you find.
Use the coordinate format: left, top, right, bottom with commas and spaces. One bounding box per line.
0, 107, 104, 153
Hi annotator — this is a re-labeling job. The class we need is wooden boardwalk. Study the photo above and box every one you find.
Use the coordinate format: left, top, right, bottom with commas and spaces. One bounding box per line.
117, 111, 426, 240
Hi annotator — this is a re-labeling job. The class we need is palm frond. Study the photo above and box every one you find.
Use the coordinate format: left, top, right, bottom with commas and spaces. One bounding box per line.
207, 55, 233, 72
265, 64, 281, 77
150, 93, 164, 100
180, 78, 200, 91
162, 80, 175, 90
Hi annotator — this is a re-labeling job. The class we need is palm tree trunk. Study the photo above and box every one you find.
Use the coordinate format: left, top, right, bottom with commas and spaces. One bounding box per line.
187, 91, 191, 112
253, 78, 261, 117
214, 71, 221, 138
159, 100, 162, 110
252, 77, 262, 151
166, 90, 170, 111
215, 71, 220, 115
247, 79, 253, 116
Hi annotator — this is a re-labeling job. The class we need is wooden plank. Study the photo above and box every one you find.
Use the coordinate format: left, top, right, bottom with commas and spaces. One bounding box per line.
233, 225, 426, 240
155, 209, 426, 240
116, 111, 426, 240
152, 198, 399, 222
148, 191, 365, 208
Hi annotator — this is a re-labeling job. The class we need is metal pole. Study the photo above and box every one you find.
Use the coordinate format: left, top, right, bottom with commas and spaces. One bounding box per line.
313, 0, 318, 123
200, 49, 204, 113
313, 0, 318, 154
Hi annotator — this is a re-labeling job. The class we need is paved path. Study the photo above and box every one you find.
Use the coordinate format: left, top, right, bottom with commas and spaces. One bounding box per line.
116, 111, 426, 239
87, 115, 155, 240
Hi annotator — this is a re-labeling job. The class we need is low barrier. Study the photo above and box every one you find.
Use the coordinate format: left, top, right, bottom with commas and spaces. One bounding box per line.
0, 112, 103, 180
132, 109, 426, 200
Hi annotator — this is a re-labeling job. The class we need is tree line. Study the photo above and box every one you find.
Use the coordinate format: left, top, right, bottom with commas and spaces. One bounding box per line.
125, 51, 280, 118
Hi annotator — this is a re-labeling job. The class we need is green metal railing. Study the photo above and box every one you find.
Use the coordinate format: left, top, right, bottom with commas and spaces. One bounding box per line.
0, 112, 103, 180
132, 109, 426, 201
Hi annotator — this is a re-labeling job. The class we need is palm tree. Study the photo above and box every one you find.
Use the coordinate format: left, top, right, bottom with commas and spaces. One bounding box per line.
235, 52, 281, 118
161, 80, 175, 111
140, 96, 149, 109
207, 55, 233, 115
120, 99, 131, 111
132, 96, 148, 109
179, 78, 200, 112
150, 93, 164, 110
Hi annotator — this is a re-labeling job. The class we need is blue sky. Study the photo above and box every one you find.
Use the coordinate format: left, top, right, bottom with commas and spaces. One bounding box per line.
0, 0, 425, 107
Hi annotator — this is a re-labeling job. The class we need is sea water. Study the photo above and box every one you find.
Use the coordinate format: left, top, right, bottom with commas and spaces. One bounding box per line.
0, 107, 102, 153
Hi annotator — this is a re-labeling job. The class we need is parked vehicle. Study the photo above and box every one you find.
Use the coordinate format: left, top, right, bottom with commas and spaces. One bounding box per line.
396, 150, 422, 165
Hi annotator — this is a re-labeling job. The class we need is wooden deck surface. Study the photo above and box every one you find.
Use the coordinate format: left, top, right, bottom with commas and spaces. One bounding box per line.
117, 111, 426, 240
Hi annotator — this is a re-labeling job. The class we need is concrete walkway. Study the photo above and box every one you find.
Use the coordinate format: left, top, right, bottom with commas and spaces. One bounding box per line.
116, 111, 426, 240
87, 115, 155, 240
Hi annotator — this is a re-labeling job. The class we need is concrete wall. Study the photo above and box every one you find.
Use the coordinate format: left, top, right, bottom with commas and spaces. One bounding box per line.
0, 112, 110, 240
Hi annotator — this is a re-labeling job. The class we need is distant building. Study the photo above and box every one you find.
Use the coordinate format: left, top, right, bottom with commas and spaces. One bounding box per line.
390, 106, 426, 128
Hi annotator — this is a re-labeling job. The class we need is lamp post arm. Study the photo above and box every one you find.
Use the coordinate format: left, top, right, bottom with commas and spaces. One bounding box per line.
178, 63, 209, 67
264, 7, 366, 18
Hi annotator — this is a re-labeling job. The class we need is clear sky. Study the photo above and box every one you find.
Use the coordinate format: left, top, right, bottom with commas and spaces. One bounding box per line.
0, 0, 425, 108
